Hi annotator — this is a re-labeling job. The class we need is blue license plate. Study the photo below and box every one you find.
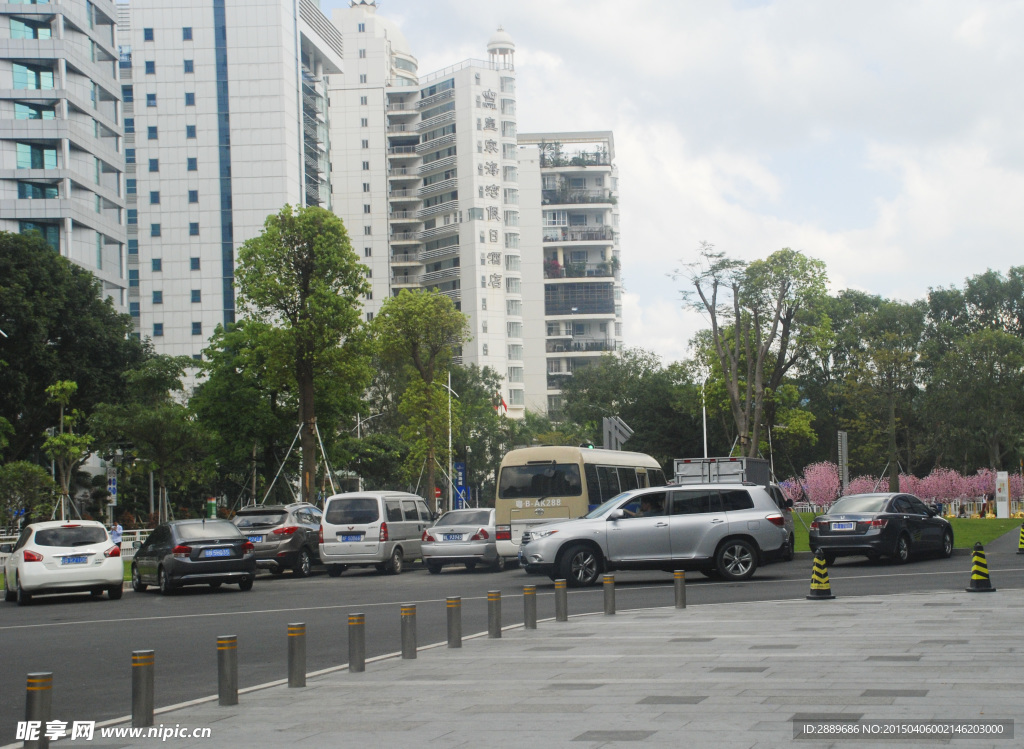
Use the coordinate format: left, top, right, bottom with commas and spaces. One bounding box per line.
340, 534, 362, 542
203, 548, 231, 558
61, 556, 87, 565
443, 534, 463, 542
247, 535, 263, 544
831, 522, 855, 531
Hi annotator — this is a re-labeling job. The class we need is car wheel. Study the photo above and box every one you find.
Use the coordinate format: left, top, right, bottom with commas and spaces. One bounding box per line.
131, 564, 147, 593
426, 561, 442, 575
386, 547, 404, 575
158, 567, 175, 596
108, 584, 123, 600
892, 533, 911, 564
294, 549, 312, 578
715, 539, 758, 581
16, 577, 32, 606
463, 560, 477, 571
270, 565, 285, 577
559, 544, 603, 587
941, 529, 954, 559
822, 551, 836, 566
327, 564, 345, 578
91, 587, 105, 598
238, 577, 254, 592
782, 534, 795, 562
491, 555, 507, 573
3, 579, 15, 602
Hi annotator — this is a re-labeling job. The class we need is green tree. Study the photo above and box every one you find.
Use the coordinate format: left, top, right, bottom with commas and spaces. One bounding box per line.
373, 290, 470, 510
40, 381, 93, 519
0, 231, 145, 461
0, 461, 58, 527
234, 205, 370, 504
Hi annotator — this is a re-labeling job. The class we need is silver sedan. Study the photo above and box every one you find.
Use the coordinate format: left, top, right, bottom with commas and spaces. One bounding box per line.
421, 508, 507, 573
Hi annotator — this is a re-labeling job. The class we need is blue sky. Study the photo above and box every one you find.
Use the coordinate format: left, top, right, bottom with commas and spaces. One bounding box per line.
319, 0, 1024, 362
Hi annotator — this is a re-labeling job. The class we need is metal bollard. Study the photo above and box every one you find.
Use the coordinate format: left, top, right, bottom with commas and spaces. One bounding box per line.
131, 650, 155, 727
24, 672, 53, 749
674, 570, 686, 609
401, 604, 417, 659
217, 635, 238, 706
287, 623, 306, 688
523, 585, 537, 629
487, 590, 502, 638
447, 596, 462, 648
348, 613, 366, 672
603, 574, 615, 615
555, 579, 568, 622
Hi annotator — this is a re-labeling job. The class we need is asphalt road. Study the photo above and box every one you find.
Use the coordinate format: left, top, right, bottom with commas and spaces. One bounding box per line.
3, 529, 1023, 739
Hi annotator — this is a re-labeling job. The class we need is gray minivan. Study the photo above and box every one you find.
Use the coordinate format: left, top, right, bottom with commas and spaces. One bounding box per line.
319, 491, 432, 576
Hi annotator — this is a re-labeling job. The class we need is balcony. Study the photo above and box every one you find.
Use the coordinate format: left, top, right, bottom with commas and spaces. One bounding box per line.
387, 146, 418, 158
421, 266, 460, 284
390, 252, 420, 264
546, 339, 618, 354
543, 260, 618, 279
542, 227, 616, 244
540, 152, 611, 168
392, 274, 421, 287
542, 189, 616, 206
388, 188, 418, 201
389, 231, 419, 243
388, 211, 418, 223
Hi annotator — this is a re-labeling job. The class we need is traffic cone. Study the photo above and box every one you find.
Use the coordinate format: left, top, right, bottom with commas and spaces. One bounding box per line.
1017, 524, 1024, 555
966, 542, 996, 593
806, 550, 835, 600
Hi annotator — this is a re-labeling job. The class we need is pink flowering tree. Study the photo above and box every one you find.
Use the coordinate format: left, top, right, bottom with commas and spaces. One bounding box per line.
845, 476, 879, 495
802, 462, 840, 507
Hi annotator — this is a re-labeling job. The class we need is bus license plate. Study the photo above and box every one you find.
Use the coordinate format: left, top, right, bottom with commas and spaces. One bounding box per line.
203, 548, 231, 558
443, 533, 463, 542
61, 556, 87, 565
831, 522, 855, 531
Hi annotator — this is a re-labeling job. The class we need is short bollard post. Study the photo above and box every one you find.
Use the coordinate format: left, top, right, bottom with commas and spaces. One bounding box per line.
447, 596, 462, 648
348, 613, 366, 672
287, 623, 306, 688
674, 570, 687, 609
523, 585, 537, 630
217, 635, 238, 706
24, 672, 53, 749
603, 574, 615, 615
487, 590, 502, 638
131, 650, 154, 727
401, 604, 417, 659
555, 579, 568, 622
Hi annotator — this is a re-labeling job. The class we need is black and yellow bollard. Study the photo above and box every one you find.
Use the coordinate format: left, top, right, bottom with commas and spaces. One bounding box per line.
1017, 524, 1024, 555
806, 550, 835, 600
966, 542, 996, 592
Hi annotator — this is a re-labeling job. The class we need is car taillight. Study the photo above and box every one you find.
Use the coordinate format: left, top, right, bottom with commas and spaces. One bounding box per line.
242, 541, 254, 553
104, 545, 121, 557
23, 549, 43, 562
172, 544, 192, 559
318, 525, 324, 544
61, 524, 81, 528
810, 521, 821, 530
868, 518, 888, 528
379, 522, 388, 542
470, 528, 490, 541
421, 530, 437, 542
766, 513, 786, 527
495, 524, 511, 541
272, 526, 299, 536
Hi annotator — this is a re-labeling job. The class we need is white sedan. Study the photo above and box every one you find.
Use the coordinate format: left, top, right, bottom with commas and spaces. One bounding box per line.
2, 520, 124, 605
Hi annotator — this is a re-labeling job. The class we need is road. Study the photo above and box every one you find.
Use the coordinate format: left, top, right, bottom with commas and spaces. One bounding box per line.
2, 529, 1023, 737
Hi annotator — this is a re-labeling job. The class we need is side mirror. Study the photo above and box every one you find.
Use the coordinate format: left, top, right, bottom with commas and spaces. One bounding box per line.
0, 543, 13, 554
133, 540, 141, 549
607, 509, 626, 521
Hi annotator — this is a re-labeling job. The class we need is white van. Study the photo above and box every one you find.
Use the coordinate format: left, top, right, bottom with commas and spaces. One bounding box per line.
319, 491, 432, 576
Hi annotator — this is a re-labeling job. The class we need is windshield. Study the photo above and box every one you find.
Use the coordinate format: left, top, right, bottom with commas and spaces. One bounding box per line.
233, 511, 287, 529
435, 510, 492, 526
583, 492, 636, 519
34, 526, 107, 547
827, 496, 890, 514
498, 463, 582, 499
176, 521, 241, 541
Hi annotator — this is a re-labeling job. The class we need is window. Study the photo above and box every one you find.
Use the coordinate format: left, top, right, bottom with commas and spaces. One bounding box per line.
188, 190, 198, 203
147, 126, 158, 140
17, 182, 58, 199
363, 226, 372, 235
143, 27, 154, 41
182, 26, 193, 41
190, 257, 201, 270
184, 59, 194, 74
129, 302, 140, 318
189, 222, 199, 236
126, 208, 137, 225
145, 61, 155, 74
192, 354, 202, 361
187, 157, 197, 171
185, 92, 195, 106
186, 124, 196, 138
358, 49, 366, 59
361, 139, 369, 148
146, 93, 156, 107
10, 18, 51, 39
362, 161, 370, 170
149, 191, 160, 204
363, 204, 371, 214
124, 118, 135, 133
148, 158, 159, 172
153, 323, 163, 337
360, 95, 368, 105
359, 74, 367, 84
358, 22, 366, 32
362, 182, 370, 192
16, 143, 56, 170
125, 149, 135, 164
366, 312, 374, 321
151, 258, 162, 272
192, 322, 202, 336
150, 224, 161, 237
12, 63, 54, 90
365, 291, 373, 300
361, 118, 368, 127
191, 289, 201, 303
152, 290, 163, 304
128, 270, 139, 288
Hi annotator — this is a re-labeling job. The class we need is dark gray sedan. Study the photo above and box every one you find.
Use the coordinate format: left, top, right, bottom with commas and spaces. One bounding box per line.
131, 519, 256, 594
809, 493, 954, 565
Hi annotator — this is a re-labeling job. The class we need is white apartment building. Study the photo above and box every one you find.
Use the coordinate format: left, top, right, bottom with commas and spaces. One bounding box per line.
518, 132, 622, 419
117, 0, 342, 357
0, 0, 127, 306
328, 2, 527, 416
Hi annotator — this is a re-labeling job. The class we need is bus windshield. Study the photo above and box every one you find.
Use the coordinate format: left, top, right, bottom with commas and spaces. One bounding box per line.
498, 463, 583, 499
584, 492, 635, 519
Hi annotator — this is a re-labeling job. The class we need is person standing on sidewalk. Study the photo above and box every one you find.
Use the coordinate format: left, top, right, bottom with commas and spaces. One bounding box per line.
110, 518, 123, 546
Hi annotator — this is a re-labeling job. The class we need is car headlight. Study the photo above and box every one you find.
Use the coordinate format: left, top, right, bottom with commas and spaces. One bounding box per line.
530, 529, 559, 539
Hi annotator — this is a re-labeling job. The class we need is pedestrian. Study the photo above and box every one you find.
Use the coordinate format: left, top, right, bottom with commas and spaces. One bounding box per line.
110, 518, 123, 546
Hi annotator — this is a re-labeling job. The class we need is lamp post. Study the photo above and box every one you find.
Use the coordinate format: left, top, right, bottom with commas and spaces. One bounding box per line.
439, 373, 460, 514
465, 445, 472, 508
352, 413, 384, 491
699, 369, 709, 459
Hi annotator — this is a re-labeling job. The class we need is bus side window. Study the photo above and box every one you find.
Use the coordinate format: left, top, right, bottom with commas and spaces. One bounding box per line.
584, 463, 602, 505
637, 470, 650, 489
618, 467, 639, 492
597, 466, 621, 499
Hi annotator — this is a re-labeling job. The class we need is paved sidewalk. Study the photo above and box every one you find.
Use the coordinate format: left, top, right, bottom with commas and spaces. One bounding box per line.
74, 586, 1024, 749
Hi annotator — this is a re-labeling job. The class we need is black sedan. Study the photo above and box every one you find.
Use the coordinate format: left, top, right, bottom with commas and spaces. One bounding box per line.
131, 519, 256, 594
809, 493, 953, 565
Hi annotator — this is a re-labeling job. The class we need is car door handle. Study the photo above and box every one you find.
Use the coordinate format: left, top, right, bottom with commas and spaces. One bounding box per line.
655, 522, 668, 527
711, 519, 724, 524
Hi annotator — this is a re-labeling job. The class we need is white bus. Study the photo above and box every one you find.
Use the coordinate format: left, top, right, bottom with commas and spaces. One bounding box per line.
494, 446, 667, 560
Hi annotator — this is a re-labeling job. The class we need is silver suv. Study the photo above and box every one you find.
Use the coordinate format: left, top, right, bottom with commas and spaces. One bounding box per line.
518, 484, 790, 586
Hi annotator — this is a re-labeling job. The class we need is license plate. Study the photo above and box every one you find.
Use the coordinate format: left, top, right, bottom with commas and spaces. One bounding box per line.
61, 556, 87, 565
443, 533, 463, 542
831, 522, 855, 531
247, 535, 264, 544
203, 548, 231, 558
340, 534, 362, 542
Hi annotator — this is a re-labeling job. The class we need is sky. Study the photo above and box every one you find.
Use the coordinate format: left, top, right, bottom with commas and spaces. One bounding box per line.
318, 0, 1024, 364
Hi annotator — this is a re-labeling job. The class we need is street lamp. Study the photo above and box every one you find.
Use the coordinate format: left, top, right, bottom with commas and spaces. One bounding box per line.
465, 444, 472, 508
439, 372, 460, 514
698, 368, 709, 459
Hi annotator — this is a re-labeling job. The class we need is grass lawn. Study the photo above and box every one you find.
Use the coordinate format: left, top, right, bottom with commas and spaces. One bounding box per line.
793, 512, 1021, 552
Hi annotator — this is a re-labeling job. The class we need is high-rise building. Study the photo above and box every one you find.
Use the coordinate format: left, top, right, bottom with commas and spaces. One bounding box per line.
518, 132, 622, 419
329, 2, 527, 415
117, 0, 342, 357
1, 0, 127, 306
